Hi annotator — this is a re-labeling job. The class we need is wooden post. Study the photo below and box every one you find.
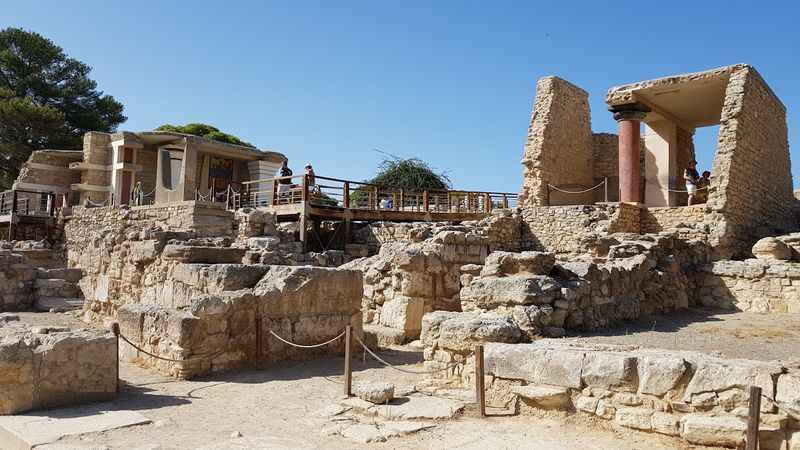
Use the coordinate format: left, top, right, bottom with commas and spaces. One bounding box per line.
343, 181, 350, 208
604, 177, 609, 203
299, 213, 308, 253
545, 183, 551, 206
110, 322, 120, 394
475, 345, 486, 417
502, 194, 509, 209
484, 193, 491, 213
746, 385, 762, 450
344, 325, 352, 397
302, 175, 309, 203
11, 190, 17, 214
399, 189, 404, 211
423, 191, 429, 212
372, 186, 378, 210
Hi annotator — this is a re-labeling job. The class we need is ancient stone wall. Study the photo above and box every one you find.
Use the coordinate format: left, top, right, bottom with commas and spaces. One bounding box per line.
465, 341, 798, 449
591, 133, 619, 202
116, 266, 362, 378
0, 326, 117, 414
519, 77, 594, 207
80, 132, 113, 204
693, 259, 800, 313
342, 229, 489, 345
0, 250, 36, 312
13, 150, 82, 194
520, 203, 640, 253
639, 205, 710, 241
707, 65, 796, 258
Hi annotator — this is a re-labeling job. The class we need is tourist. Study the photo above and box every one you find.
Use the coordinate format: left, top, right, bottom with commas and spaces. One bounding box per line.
305, 163, 318, 192
695, 170, 711, 203
684, 160, 700, 206
277, 160, 292, 197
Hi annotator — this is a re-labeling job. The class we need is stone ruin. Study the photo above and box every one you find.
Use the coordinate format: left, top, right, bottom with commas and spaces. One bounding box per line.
0, 62, 798, 449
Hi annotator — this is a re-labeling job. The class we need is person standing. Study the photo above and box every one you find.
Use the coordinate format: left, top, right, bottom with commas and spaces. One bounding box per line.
695, 170, 711, 203
684, 160, 700, 206
277, 160, 293, 201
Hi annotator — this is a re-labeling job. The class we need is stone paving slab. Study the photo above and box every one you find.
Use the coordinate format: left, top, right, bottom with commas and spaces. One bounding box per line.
0, 403, 150, 450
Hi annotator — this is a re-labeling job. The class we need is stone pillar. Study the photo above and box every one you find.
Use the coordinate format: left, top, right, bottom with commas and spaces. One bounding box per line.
611, 105, 649, 203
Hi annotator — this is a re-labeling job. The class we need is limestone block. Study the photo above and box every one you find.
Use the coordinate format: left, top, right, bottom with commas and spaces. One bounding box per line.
683, 357, 781, 412
651, 411, 680, 436
461, 275, 561, 308
353, 381, 395, 404
484, 343, 584, 389
581, 352, 638, 392
512, 385, 571, 410
161, 245, 245, 264
255, 266, 362, 317
637, 355, 687, 396
480, 251, 555, 277
246, 237, 280, 251
776, 371, 800, 415
680, 414, 746, 447
614, 407, 652, 431
752, 237, 792, 261
379, 296, 425, 338
425, 314, 521, 354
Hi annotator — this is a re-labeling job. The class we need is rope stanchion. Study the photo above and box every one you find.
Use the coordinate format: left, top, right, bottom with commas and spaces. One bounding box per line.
354, 334, 460, 375
547, 180, 606, 194
269, 329, 346, 349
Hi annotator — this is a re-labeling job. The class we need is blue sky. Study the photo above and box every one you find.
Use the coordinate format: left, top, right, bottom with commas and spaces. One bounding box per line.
4, 1, 799, 192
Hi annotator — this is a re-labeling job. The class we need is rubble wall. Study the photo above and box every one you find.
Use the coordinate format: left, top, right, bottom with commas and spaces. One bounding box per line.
519, 77, 594, 207
693, 259, 800, 313
116, 266, 363, 379
0, 250, 36, 312
0, 327, 117, 414
591, 133, 619, 203
474, 341, 798, 450
520, 203, 640, 253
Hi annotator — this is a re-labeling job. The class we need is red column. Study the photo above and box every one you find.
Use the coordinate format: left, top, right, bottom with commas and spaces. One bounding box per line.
612, 107, 648, 203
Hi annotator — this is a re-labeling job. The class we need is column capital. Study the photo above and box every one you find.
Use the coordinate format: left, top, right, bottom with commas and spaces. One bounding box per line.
609, 103, 651, 122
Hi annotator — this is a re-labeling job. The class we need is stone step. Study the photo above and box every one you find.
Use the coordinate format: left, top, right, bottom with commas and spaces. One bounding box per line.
36, 268, 82, 283
34, 297, 85, 312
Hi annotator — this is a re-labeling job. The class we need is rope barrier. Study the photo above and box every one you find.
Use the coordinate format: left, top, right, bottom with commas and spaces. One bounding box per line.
762, 393, 800, 416
268, 329, 346, 349
664, 186, 710, 193
547, 180, 606, 194
117, 330, 196, 363
354, 334, 460, 375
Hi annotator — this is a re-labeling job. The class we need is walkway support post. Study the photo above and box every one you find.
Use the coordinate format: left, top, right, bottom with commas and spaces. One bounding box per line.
110, 322, 120, 394
343, 181, 350, 208
475, 344, 486, 417
344, 325, 352, 397
746, 385, 761, 450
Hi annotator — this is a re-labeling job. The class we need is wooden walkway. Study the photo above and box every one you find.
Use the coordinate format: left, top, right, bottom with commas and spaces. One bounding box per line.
0, 189, 58, 240
224, 174, 517, 223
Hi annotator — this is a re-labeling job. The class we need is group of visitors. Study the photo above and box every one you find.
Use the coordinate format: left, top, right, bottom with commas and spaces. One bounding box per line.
684, 160, 711, 205
277, 160, 316, 196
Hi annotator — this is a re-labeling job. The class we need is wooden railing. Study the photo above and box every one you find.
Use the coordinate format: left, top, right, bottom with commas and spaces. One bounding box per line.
0, 189, 57, 217
228, 174, 518, 214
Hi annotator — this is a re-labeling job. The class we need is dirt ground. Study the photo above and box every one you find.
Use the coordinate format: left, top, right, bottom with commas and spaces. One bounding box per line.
46, 356, 704, 450
564, 308, 800, 362
6, 308, 796, 449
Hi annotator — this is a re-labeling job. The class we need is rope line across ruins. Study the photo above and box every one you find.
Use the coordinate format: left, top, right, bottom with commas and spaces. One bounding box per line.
268, 329, 346, 349
547, 180, 606, 194
354, 334, 460, 375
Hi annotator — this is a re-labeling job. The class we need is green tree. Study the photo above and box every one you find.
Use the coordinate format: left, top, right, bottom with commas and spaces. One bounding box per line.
0, 28, 126, 189
367, 156, 451, 191
155, 123, 255, 148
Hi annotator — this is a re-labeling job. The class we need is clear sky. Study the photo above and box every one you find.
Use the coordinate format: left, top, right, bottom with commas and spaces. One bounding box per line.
4, 1, 799, 192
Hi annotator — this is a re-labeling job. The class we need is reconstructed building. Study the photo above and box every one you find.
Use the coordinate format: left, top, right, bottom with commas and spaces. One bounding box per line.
519, 64, 796, 258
